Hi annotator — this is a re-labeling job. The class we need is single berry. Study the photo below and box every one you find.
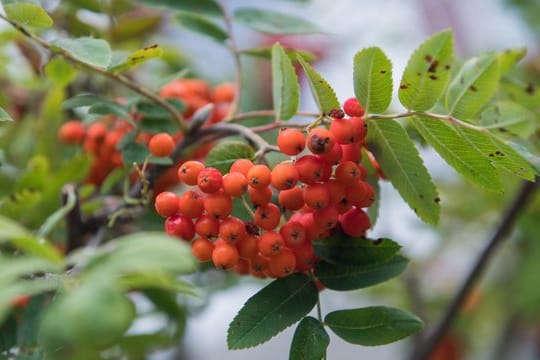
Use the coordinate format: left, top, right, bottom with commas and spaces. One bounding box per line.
303, 183, 330, 210
203, 191, 233, 220
178, 160, 205, 185
335, 161, 363, 186
212, 243, 240, 270
313, 204, 339, 229
195, 214, 220, 239
229, 158, 254, 176
327, 179, 346, 205
254, 203, 282, 230
148, 133, 175, 157
278, 186, 305, 211
58, 120, 85, 144
219, 217, 247, 244
247, 164, 272, 189
343, 97, 365, 117
295, 155, 331, 184
341, 144, 362, 163
248, 186, 273, 207
268, 249, 296, 278
349, 116, 367, 141
280, 221, 307, 248
293, 243, 316, 272
339, 207, 371, 236
250, 255, 269, 278
271, 162, 299, 190
154, 191, 179, 218
222, 172, 248, 197
258, 231, 285, 257
165, 214, 195, 241
307, 128, 335, 154
330, 118, 357, 144
317, 142, 342, 166
197, 167, 223, 194
277, 128, 306, 156
191, 237, 214, 262
236, 235, 259, 260
178, 190, 204, 218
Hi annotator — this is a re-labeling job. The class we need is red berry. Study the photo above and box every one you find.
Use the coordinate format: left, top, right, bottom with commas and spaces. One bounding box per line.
219, 217, 247, 244
154, 191, 179, 218
248, 186, 273, 207
197, 167, 223, 194
148, 133, 175, 157
330, 118, 357, 144
212, 243, 239, 270
307, 128, 335, 154
204, 191, 233, 220
343, 97, 365, 117
178, 160, 205, 185
280, 221, 307, 248
254, 203, 282, 231
278, 186, 305, 211
165, 214, 195, 241
191, 237, 214, 262
295, 155, 331, 184
258, 231, 285, 257
271, 162, 299, 190
247, 164, 272, 189
222, 172, 248, 197
58, 120, 85, 144
303, 183, 330, 210
178, 190, 204, 218
335, 161, 363, 186
339, 207, 371, 237
195, 214, 220, 239
277, 128, 306, 156
313, 204, 339, 229
229, 158, 254, 176
268, 249, 296, 278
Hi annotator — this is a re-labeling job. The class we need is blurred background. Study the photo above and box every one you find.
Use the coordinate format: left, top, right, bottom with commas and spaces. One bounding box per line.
2, 0, 540, 359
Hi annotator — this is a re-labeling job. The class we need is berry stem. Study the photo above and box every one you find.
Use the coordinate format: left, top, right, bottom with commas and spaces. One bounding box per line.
0, 13, 188, 133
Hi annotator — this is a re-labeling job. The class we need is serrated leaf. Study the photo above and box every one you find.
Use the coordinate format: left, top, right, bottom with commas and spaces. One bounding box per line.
367, 119, 440, 224
44, 58, 77, 87
241, 46, 317, 62
175, 12, 228, 43
479, 101, 536, 138
498, 47, 526, 75
508, 142, 540, 174
313, 236, 400, 265
296, 56, 340, 114
502, 80, 540, 112
205, 141, 255, 174
446, 54, 500, 119
88, 102, 131, 120
227, 273, 318, 349
0, 107, 14, 122
139, 0, 223, 17
272, 43, 300, 121
109, 44, 164, 73
314, 255, 409, 291
4, 2, 53, 28
455, 125, 536, 181
325, 307, 423, 346
411, 116, 503, 192
233, 8, 322, 35
399, 30, 454, 111
354, 47, 393, 114
51, 37, 112, 69
289, 317, 329, 360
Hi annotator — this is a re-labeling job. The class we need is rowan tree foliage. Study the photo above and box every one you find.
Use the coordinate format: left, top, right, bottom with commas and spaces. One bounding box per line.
0, 1, 539, 359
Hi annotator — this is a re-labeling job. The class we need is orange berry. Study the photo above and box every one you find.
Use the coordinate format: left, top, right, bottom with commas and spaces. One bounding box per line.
293, 243, 316, 272
254, 203, 282, 230
165, 214, 195, 241
219, 217, 247, 244
212, 243, 239, 270
294, 155, 331, 184
247, 164, 272, 189
250, 254, 269, 278
178, 161, 205, 185
148, 133, 175, 157
341, 144, 362, 163
350, 116, 367, 141
303, 183, 330, 210
268, 249, 296, 278
87, 122, 107, 141
271, 162, 299, 190
335, 161, 363, 186
178, 190, 204, 218
327, 179, 346, 205
313, 204, 339, 229
58, 120, 85, 144
154, 191, 179, 217
203, 191, 233, 220
229, 158, 254, 176
278, 186, 305, 211
277, 128, 306, 156
339, 207, 371, 237
299, 213, 326, 241
236, 234, 259, 259
211, 82, 235, 102
330, 118, 357, 144
197, 167, 223, 194
222, 172, 248, 197
195, 214, 220, 239
248, 186, 272, 207
191, 237, 214, 262
343, 97, 365, 117
280, 221, 307, 248
307, 127, 335, 154
258, 231, 285, 257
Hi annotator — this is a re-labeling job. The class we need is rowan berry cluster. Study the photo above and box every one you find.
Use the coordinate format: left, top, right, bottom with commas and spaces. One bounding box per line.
155, 97, 377, 279
57, 79, 234, 186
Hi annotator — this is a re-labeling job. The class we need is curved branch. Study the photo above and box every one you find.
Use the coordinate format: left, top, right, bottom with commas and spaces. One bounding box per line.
410, 178, 539, 360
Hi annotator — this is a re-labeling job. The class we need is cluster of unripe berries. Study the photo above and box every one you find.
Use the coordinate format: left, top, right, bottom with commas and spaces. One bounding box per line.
155, 97, 377, 278
57, 79, 234, 186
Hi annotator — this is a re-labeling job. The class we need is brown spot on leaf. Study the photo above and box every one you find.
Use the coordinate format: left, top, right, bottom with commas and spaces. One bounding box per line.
400, 84, 409, 89
374, 238, 383, 245
434, 197, 441, 203
428, 60, 439, 73
425, 54, 433, 62
488, 153, 495, 157
469, 85, 478, 92
380, 70, 387, 74
445, 64, 451, 70
144, 44, 159, 50
526, 83, 535, 95
498, 127, 508, 133
429, 75, 438, 80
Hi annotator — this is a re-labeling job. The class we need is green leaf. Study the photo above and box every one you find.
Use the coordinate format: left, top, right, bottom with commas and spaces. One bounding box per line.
502, 80, 540, 112
314, 255, 409, 291
17, 294, 47, 348
4, 2, 53, 28
88, 102, 131, 120
121, 142, 149, 165
118, 273, 196, 295
508, 142, 540, 174
479, 101, 536, 138
0, 278, 59, 323
272, 43, 300, 121
353, 47, 393, 114
108, 44, 164, 73
241, 46, 317, 62
296, 56, 340, 114
498, 47, 526, 75
227, 273, 318, 349
0, 106, 14, 122
175, 12, 228, 43
446, 54, 500, 119
51, 37, 112, 69
399, 30, 454, 111
367, 119, 440, 224
455, 125, 536, 181
289, 317, 329, 360
136, 99, 186, 120
411, 116, 503, 192
139, 0, 223, 17
44, 58, 77, 87
0, 256, 60, 285
233, 8, 322, 35
313, 236, 400, 265
325, 306, 423, 346
205, 141, 256, 174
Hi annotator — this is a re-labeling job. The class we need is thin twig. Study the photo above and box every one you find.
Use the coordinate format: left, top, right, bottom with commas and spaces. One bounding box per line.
410, 178, 539, 360
368, 111, 488, 132
230, 110, 320, 123
251, 121, 310, 133
0, 13, 188, 133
